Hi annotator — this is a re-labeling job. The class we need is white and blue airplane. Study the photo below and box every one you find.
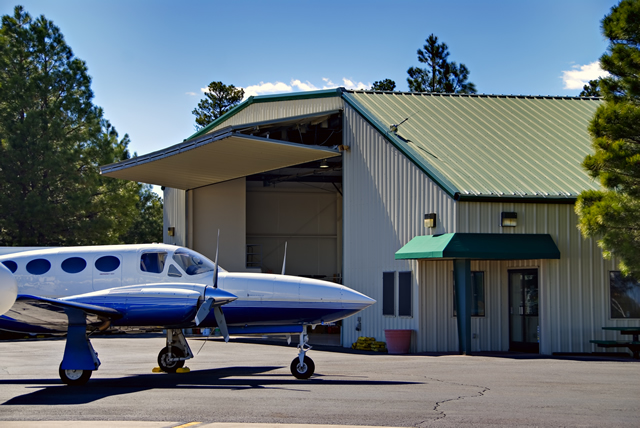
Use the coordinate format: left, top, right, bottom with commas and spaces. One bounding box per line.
0, 242, 374, 385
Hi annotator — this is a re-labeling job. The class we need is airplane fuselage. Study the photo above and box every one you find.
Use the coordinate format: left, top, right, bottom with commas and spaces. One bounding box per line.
0, 244, 374, 333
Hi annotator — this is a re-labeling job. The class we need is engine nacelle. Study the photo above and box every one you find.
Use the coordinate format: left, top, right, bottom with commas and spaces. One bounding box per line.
0, 263, 18, 315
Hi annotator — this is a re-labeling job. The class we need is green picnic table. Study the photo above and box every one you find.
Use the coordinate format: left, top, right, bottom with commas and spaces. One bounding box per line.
590, 327, 640, 359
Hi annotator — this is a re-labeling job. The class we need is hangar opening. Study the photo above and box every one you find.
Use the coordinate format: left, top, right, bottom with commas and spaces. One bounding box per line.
101, 108, 345, 296
188, 111, 344, 286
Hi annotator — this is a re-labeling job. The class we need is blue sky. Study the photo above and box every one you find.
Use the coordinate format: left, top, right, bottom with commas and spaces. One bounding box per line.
3, 0, 616, 158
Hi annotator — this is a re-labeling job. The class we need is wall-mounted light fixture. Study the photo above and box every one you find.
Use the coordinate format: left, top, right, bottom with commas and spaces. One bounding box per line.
424, 213, 437, 228
320, 159, 329, 169
167, 227, 175, 236
501, 212, 517, 227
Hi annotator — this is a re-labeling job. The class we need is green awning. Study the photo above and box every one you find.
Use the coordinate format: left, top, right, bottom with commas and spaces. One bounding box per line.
395, 233, 561, 260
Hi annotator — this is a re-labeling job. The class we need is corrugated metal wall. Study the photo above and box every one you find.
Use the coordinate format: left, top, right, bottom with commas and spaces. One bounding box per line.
205, 97, 344, 135
342, 103, 635, 355
342, 105, 456, 351
458, 202, 630, 355
163, 187, 186, 246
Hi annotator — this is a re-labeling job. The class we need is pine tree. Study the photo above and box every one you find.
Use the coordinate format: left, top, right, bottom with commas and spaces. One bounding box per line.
0, 6, 159, 246
580, 79, 601, 97
371, 79, 396, 91
192, 81, 244, 129
407, 34, 476, 94
576, 0, 640, 276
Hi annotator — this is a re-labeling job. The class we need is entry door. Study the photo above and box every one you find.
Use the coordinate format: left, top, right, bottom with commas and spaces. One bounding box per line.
509, 269, 539, 353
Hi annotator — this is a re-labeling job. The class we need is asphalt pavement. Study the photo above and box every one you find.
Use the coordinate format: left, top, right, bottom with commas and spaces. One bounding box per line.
0, 335, 638, 427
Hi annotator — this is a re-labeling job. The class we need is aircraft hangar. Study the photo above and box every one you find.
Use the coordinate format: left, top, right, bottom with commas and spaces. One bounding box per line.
102, 88, 640, 357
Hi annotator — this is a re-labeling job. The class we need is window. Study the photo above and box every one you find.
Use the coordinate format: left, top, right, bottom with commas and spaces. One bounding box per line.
168, 264, 182, 278
95, 255, 120, 272
453, 271, 485, 317
140, 252, 167, 274
610, 271, 640, 318
61, 257, 87, 274
172, 248, 220, 276
26, 258, 51, 275
382, 271, 395, 316
398, 271, 412, 317
2, 260, 17, 273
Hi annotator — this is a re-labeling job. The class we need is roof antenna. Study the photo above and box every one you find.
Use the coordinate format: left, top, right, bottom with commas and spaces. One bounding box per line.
389, 117, 409, 133
390, 110, 419, 133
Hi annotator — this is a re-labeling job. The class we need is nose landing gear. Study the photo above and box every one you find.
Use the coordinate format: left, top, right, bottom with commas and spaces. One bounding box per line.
157, 328, 193, 373
290, 325, 314, 379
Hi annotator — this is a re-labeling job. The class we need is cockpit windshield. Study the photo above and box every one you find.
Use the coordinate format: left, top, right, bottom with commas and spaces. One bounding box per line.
172, 248, 226, 276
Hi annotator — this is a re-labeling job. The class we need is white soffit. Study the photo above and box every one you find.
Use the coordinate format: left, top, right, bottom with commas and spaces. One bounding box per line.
101, 133, 340, 190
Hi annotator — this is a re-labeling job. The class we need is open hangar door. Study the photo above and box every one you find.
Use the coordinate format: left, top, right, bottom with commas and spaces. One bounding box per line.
245, 158, 343, 282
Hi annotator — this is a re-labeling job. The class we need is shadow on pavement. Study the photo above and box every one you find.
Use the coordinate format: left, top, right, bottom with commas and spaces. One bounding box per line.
1, 365, 421, 406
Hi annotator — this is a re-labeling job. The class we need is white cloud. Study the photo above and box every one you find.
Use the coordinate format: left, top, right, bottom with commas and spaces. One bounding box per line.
239, 77, 371, 99
561, 61, 609, 90
185, 91, 197, 96
341, 78, 369, 90
243, 81, 294, 98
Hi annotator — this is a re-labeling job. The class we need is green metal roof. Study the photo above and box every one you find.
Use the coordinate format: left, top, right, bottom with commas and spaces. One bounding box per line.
395, 233, 561, 260
343, 91, 602, 202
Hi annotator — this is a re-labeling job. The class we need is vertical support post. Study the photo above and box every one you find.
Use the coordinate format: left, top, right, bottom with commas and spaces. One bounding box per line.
453, 259, 472, 355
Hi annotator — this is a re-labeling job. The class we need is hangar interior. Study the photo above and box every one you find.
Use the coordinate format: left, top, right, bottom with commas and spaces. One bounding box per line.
165, 111, 346, 284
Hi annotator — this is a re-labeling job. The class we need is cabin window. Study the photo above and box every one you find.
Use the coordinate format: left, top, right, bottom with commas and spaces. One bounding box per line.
61, 257, 87, 274
140, 252, 167, 274
453, 271, 486, 317
398, 271, 412, 317
26, 258, 51, 275
172, 248, 215, 276
382, 271, 395, 316
95, 255, 120, 272
610, 271, 640, 318
2, 260, 17, 273
168, 264, 182, 278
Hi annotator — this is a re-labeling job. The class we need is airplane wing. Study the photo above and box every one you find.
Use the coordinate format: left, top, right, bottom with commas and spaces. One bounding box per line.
2, 295, 124, 333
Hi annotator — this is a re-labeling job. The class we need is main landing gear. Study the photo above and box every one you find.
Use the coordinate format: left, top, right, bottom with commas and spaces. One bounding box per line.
157, 328, 194, 373
290, 325, 315, 379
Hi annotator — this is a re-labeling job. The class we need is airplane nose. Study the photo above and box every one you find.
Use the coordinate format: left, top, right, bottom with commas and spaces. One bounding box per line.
0, 263, 18, 315
341, 286, 376, 310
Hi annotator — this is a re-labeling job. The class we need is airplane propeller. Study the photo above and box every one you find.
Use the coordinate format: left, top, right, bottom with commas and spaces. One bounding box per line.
281, 241, 287, 275
194, 230, 235, 342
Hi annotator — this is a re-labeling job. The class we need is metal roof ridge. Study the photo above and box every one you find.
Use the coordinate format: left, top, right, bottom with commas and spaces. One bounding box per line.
343, 89, 601, 101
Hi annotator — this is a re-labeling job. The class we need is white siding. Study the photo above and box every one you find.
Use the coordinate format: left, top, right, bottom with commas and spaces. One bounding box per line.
342, 105, 456, 351
458, 202, 631, 355
163, 187, 186, 246
205, 97, 344, 135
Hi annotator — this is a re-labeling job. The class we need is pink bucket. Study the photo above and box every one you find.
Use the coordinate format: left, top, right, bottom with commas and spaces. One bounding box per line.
385, 329, 412, 354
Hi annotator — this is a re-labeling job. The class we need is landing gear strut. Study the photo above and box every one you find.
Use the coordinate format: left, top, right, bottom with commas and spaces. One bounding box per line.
158, 329, 193, 373
290, 325, 314, 379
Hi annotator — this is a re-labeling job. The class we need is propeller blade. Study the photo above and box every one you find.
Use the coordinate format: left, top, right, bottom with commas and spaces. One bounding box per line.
281, 241, 287, 275
195, 297, 214, 326
213, 306, 229, 342
213, 229, 220, 288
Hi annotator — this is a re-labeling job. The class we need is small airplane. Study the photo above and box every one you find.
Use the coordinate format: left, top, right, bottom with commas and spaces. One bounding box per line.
0, 241, 375, 385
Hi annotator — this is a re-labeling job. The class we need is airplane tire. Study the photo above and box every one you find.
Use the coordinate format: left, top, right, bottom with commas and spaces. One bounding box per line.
59, 364, 92, 386
158, 346, 185, 373
290, 356, 315, 379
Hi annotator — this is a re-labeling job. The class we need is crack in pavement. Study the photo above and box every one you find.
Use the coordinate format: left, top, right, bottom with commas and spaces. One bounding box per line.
414, 377, 491, 427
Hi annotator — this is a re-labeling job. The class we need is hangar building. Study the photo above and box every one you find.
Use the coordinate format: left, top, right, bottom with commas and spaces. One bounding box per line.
101, 88, 640, 356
